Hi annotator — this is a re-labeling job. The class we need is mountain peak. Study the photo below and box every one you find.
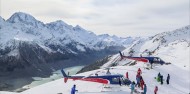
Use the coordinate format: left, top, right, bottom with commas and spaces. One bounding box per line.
73, 25, 86, 31
55, 20, 67, 24
46, 20, 72, 30
7, 12, 42, 26
99, 34, 110, 37
47, 20, 69, 27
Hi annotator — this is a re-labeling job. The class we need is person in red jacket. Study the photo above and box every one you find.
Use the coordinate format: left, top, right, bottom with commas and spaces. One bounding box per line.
126, 72, 129, 79
137, 68, 142, 76
140, 78, 144, 90
154, 86, 158, 94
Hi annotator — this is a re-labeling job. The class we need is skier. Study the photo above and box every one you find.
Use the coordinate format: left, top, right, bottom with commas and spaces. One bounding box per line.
154, 86, 158, 94
118, 78, 121, 86
136, 75, 140, 87
140, 78, 144, 90
106, 68, 111, 75
160, 75, 163, 85
130, 81, 135, 94
166, 74, 170, 84
126, 72, 129, 79
71, 85, 78, 94
143, 84, 147, 94
137, 68, 142, 76
158, 72, 161, 77
150, 61, 153, 69
157, 72, 161, 82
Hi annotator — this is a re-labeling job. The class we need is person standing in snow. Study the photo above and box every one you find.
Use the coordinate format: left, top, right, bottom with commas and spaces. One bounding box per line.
126, 72, 129, 79
71, 85, 78, 94
137, 68, 142, 76
118, 77, 122, 86
160, 75, 163, 85
157, 72, 161, 82
106, 68, 111, 75
140, 78, 144, 90
150, 61, 153, 69
130, 81, 135, 94
154, 86, 158, 94
158, 72, 161, 77
136, 75, 140, 87
143, 84, 147, 94
166, 74, 170, 84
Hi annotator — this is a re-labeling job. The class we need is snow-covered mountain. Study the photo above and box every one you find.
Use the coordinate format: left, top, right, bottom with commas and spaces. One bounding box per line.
0, 12, 137, 91
0, 12, 136, 51
78, 25, 190, 73
102, 25, 190, 68
2, 25, 189, 94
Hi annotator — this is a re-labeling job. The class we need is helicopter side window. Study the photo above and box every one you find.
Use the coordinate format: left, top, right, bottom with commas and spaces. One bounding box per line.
112, 78, 119, 82
153, 58, 158, 62
158, 58, 161, 62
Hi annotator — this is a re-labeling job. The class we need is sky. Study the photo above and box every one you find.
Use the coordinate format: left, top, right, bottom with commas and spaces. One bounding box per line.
0, 0, 189, 37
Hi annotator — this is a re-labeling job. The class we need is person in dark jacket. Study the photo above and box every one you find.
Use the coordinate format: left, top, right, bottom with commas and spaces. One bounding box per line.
166, 74, 170, 84
118, 77, 122, 86
71, 85, 78, 94
158, 72, 161, 77
157, 72, 161, 82
160, 75, 163, 85
143, 84, 147, 94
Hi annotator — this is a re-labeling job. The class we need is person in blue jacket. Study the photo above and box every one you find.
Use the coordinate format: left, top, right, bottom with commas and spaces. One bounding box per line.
143, 84, 147, 94
130, 81, 135, 94
136, 75, 140, 87
71, 85, 78, 94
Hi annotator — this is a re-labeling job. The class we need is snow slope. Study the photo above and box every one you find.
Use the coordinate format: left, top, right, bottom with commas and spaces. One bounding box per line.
4, 63, 188, 94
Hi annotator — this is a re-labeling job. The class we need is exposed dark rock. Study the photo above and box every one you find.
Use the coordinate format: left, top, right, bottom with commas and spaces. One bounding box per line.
77, 55, 111, 74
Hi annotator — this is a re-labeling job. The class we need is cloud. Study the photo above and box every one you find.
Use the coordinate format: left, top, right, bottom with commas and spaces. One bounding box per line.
1, 0, 189, 37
